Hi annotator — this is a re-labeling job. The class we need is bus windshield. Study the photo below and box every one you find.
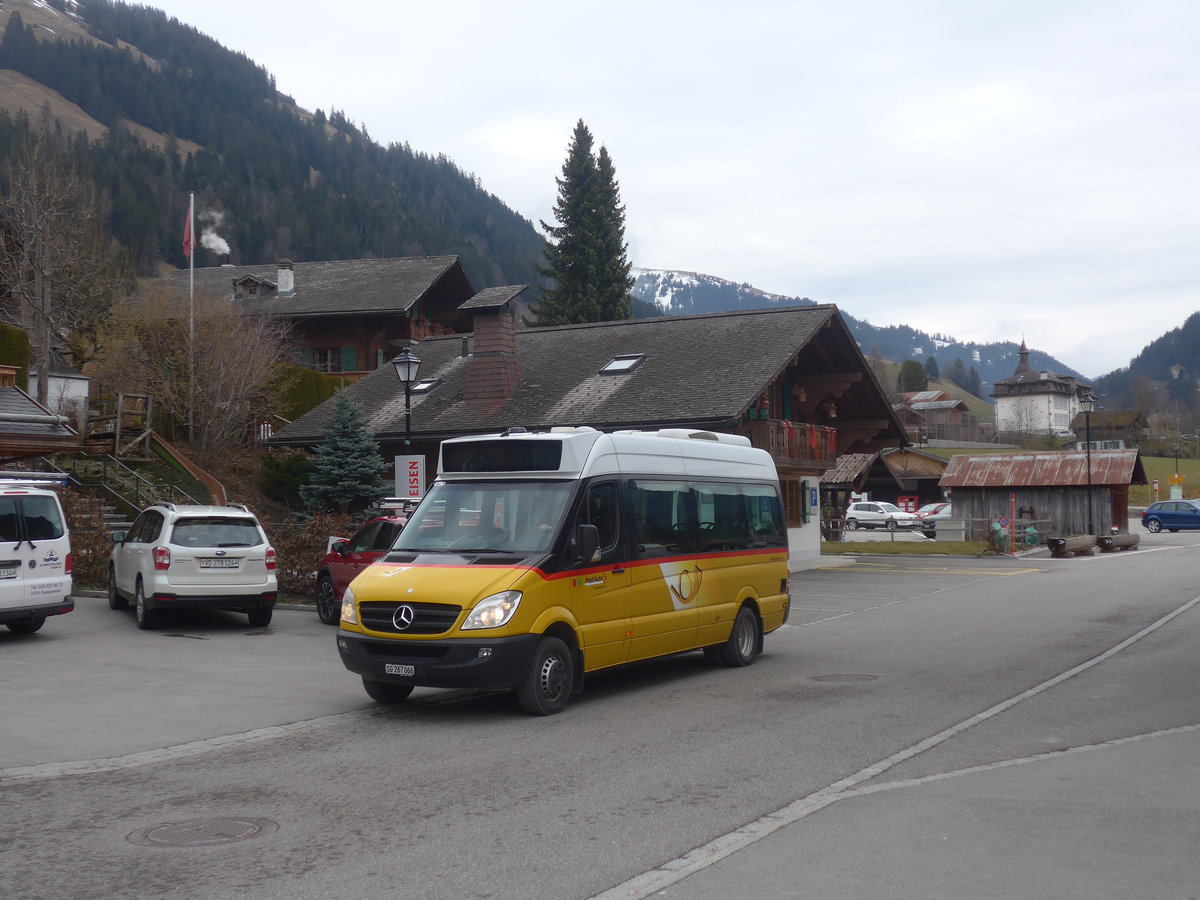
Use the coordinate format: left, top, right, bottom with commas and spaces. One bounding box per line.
394, 480, 576, 554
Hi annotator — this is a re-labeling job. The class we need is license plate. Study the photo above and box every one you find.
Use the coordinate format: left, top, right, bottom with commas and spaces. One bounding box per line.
0, 567, 16, 579
200, 558, 240, 568
385, 664, 415, 677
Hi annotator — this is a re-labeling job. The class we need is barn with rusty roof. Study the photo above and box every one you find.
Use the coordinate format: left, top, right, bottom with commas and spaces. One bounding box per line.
940, 450, 1147, 540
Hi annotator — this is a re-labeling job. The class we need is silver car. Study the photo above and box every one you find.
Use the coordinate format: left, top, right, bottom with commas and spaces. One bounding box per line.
844, 501, 921, 531
109, 503, 277, 629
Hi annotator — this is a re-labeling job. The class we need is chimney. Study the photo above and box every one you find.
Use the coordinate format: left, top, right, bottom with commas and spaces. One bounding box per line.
277, 259, 295, 297
459, 286, 526, 402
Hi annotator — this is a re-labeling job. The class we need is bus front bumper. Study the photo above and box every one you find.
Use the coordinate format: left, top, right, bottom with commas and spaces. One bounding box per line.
336, 630, 542, 691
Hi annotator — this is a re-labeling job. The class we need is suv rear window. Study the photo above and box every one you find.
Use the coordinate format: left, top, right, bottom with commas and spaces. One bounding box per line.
171, 516, 263, 548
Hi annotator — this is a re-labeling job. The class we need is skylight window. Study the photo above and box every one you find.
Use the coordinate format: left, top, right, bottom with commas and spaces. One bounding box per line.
410, 378, 441, 394
600, 354, 645, 375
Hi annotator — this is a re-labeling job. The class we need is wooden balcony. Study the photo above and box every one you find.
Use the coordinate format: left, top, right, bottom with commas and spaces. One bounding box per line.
742, 418, 837, 472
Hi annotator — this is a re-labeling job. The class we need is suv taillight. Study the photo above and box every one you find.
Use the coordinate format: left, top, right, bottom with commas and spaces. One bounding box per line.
65, 552, 72, 574
153, 545, 171, 571
265, 547, 276, 571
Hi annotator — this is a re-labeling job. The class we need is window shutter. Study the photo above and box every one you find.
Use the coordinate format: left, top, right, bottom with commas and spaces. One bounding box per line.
341, 347, 358, 371
298, 347, 312, 367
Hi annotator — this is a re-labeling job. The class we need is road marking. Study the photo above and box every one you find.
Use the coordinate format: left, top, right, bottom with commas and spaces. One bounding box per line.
592, 593, 1200, 899
827, 561, 1038, 576
0, 710, 370, 783
847, 721, 1200, 799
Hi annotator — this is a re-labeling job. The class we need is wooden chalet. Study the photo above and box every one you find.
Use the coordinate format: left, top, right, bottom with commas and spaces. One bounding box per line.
157, 257, 476, 381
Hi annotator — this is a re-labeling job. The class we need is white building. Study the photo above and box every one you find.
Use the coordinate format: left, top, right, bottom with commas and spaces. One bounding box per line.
991, 341, 1090, 437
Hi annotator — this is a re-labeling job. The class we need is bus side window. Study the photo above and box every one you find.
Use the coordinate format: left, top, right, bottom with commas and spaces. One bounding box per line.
573, 482, 619, 553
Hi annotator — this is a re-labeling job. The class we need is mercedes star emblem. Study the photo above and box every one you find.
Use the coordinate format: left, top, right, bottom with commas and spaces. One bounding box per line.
392, 604, 415, 630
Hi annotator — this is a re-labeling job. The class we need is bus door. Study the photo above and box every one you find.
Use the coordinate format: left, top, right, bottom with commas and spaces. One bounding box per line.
627, 479, 700, 660
567, 480, 630, 671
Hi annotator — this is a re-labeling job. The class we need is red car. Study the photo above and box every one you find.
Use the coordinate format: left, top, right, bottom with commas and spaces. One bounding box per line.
314, 514, 407, 625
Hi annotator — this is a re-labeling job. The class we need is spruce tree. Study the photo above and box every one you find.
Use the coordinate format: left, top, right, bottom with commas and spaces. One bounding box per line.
924, 356, 940, 380
299, 393, 389, 514
528, 120, 633, 326
592, 145, 634, 320
898, 360, 929, 392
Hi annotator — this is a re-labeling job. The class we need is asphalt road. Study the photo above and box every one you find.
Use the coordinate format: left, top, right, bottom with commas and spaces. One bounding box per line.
2, 525, 1198, 899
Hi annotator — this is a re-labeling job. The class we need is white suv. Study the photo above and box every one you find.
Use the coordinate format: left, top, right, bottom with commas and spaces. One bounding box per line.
109, 503, 277, 629
844, 501, 920, 531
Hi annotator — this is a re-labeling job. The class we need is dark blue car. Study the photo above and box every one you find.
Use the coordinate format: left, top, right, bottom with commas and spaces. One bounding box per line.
1141, 500, 1200, 533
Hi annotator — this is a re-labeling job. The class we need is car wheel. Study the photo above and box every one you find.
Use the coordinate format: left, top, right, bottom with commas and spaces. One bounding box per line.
517, 636, 574, 716
135, 578, 157, 630
108, 566, 128, 610
717, 605, 760, 668
6, 616, 45, 634
315, 574, 340, 625
846, 518, 858, 530
247, 607, 273, 627
886, 519, 897, 531
1145, 519, 1162, 533
362, 677, 414, 704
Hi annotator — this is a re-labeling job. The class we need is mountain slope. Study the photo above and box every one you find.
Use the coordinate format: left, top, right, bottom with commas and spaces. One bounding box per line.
0, 0, 546, 289
632, 268, 1081, 398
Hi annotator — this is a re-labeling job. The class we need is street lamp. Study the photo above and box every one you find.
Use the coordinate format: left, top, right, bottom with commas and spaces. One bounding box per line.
1080, 392, 1095, 536
391, 347, 422, 446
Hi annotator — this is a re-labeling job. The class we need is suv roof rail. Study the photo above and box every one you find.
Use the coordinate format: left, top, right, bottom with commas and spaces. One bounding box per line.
157, 501, 177, 511
226, 502, 250, 512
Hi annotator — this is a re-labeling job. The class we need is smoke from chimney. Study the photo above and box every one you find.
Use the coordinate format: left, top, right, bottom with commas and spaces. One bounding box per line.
199, 209, 231, 256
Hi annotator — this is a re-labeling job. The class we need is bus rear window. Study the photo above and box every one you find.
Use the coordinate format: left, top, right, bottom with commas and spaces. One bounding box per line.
442, 440, 563, 473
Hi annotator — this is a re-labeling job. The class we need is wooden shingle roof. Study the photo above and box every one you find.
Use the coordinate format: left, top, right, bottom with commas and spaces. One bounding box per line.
271, 305, 909, 447
159, 256, 471, 318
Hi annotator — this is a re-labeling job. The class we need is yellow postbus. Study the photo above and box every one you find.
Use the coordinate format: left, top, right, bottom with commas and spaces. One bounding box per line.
336, 426, 790, 715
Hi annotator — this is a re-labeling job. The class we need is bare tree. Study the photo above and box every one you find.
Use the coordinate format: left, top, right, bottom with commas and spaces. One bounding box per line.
0, 129, 126, 403
90, 283, 295, 464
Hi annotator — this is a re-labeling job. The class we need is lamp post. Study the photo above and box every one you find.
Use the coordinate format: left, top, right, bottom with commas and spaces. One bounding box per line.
391, 347, 422, 446
1080, 392, 1095, 536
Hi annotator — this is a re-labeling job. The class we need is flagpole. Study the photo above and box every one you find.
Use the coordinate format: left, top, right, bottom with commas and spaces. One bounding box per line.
187, 191, 195, 445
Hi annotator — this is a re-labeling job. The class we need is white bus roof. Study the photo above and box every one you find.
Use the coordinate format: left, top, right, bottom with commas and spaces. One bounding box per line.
437, 427, 779, 483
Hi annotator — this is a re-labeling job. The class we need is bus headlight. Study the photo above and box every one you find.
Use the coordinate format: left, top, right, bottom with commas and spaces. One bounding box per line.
341, 583, 359, 626
462, 591, 521, 630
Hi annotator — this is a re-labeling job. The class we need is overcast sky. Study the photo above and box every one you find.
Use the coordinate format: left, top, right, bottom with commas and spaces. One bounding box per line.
145, 0, 1197, 377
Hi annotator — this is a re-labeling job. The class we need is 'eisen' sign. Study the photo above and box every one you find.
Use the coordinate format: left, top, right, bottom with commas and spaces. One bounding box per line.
395, 455, 425, 499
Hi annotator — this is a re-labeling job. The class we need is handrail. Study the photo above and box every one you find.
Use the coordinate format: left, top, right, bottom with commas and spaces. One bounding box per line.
51, 451, 202, 509
148, 433, 226, 506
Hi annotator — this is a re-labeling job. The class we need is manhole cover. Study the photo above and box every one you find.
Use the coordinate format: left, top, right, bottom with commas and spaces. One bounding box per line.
126, 817, 278, 847
808, 674, 879, 683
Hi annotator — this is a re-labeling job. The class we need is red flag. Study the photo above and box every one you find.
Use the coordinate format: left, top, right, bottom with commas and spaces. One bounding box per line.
182, 208, 194, 258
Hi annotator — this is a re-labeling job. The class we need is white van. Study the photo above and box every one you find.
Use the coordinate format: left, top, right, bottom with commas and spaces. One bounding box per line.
0, 480, 74, 634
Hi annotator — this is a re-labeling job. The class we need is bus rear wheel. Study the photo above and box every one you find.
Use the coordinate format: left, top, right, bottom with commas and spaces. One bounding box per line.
717, 606, 760, 667
517, 636, 573, 716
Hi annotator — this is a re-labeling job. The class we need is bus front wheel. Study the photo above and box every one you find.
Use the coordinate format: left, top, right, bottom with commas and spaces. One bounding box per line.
517, 636, 573, 716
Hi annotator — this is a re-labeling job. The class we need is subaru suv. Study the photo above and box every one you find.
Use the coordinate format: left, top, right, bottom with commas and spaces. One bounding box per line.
109, 503, 277, 629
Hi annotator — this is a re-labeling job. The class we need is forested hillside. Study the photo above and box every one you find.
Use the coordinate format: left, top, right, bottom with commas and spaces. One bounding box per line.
0, 0, 545, 288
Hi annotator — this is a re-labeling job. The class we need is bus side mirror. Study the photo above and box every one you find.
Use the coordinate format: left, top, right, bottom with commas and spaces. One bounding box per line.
574, 523, 600, 564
